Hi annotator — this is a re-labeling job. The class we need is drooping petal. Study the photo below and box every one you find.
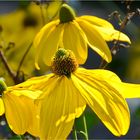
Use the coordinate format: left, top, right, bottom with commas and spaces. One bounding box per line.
3, 93, 31, 134
113, 82, 140, 98
63, 21, 87, 64
76, 19, 112, 63
34, 20, 59, 69
12, 74, 54, 97
79, 15, 114, 28
72, 68, 130, 136
26, 99, 40, 137
38, 76, 86, 139
92, 26, 131, 43
4, 75, 55, 137
34, 20, 59, 48
79, 69, 140, 98
42, 24, 64, 66
6, 87, 42, 99
0, 98, 5, 116
77, 68, 121, 82
79, 16, 131, 43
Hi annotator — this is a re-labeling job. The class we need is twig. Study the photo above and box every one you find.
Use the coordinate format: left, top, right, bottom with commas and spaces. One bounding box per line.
111, 10, 137, 55
99, 2, 139, 68
0, 50, 16, 82
39, 2, 46, 25
16, 42, 32, 78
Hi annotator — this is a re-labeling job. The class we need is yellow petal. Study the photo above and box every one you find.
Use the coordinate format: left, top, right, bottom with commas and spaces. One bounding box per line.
72, 69, 130, 136
42, 24, 64, 66
92, 26, 131, 43
79, 15, 114, 28
14, 74, 53, 89
14, 74, 59, 100
0, 98, 5, 116
34, 20, 59, 48
38, 76, 86, 139
63, 21, 87, 64
79, 16, 131, 44
7, 87, 42, 99
6, 80, 47, 137
78, 68, 121, 82
12, 72, 62, 132
76, 19, 112, 63
3, 93, 31, 134
114, 82, 140, 98
81, 69, 140, 98
33, 20, 59, 69
26, 99, 40, 137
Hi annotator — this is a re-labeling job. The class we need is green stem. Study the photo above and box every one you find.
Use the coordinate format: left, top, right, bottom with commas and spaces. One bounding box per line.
0, 50, 16, 82
82, 114, 89, 140
17, 135, 23, 140
39, 2, 46, 25
73, 124, 78, 140
16, 42, 32, 76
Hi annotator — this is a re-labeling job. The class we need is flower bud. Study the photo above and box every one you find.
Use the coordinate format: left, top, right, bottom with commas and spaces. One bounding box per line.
59, 4, 76, 23
0, 79, 7, 95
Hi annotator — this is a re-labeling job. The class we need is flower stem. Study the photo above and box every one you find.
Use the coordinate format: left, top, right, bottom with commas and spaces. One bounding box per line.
99, 5, 139, 69
18, 135, 23, 140
82, 114, 89, 140
0, 50, 16, 82
73, 124, 78, 140
39, 2, 46, 25
16, 42, 32, 77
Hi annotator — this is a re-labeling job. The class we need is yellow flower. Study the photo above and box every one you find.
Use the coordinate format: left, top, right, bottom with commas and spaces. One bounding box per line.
0, 79, 41, 135
16, 48, 140, 140
34, 4, 131, 69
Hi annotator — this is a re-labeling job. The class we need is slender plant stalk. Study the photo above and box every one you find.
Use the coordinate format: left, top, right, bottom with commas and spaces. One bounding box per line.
99, 3, 138, 69
82, 114, 89, 140
0, 50, 16, 82
73, 124, 78, 140
16, 42, 32, 77
39, 2, 46, 25
18, 135, 23, 140
0, 42, 32, 84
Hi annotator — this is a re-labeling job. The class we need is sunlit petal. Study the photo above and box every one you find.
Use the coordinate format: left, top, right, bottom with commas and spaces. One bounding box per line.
42, 24, 64, 66
0, 98, 5, 116
79, 15, 114, 28
33, 20, 59, 69
72, 68, 130, 136
63, 21, 87, 64
76, 19, 112, 63
3, 93, 30, 134
27, 99, 40, 137
80, 69, 140, 98
6, 87, 42, 99
92, 26, 131, 43
13, 74, 54, 95
39, 76, 86, 139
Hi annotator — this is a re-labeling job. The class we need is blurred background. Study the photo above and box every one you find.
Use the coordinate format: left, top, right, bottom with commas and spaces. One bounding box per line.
0, 0, 140, 139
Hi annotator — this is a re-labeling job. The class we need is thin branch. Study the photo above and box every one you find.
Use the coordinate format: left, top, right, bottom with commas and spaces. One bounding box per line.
16, 42, 32, 77
0, 50, 16, 82
39, 2, 46, 25
99, 3, 139, 69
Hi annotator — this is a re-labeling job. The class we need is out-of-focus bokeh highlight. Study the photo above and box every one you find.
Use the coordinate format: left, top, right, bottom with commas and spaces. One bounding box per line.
0, 0, 140, 139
